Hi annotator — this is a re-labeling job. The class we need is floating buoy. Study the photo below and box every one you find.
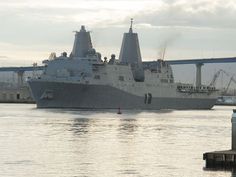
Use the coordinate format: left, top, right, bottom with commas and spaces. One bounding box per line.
117, 107, 122, 114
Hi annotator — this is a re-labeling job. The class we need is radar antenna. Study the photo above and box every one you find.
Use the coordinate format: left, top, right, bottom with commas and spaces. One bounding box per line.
129, 18, 133, 33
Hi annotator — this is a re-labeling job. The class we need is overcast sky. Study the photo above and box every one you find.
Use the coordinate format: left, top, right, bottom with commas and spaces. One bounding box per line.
0, 0, 236, 86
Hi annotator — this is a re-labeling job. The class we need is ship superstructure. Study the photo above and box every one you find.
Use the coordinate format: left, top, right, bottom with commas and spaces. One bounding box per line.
28, 22, 218, 109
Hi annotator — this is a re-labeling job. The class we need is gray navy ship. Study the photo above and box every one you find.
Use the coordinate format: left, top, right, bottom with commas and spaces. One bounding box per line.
28, 21, 218, 109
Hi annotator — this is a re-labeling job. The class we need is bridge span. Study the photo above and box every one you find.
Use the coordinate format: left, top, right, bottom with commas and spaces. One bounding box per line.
144, 57, 236, 87
0, 57, 236, 87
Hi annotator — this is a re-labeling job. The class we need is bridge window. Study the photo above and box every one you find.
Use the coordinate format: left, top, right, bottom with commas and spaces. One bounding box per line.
161, 79, 168, 83
119, 76, 124, 81
94, 75, 100, 80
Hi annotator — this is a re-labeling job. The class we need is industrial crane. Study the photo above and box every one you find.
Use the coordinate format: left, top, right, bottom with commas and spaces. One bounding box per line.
222, 76, 236, 95
209, 69, 231, 87
209, 69, 236, 95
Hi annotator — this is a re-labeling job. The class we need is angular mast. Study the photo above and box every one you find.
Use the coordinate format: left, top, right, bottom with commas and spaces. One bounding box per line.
71, 26, 93, 58
119, 18, 142, 64
129, 18, 133, 33
119, 19, 144, 81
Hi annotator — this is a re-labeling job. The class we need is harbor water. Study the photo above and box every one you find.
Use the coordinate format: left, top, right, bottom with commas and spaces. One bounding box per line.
0, 104, 235, 177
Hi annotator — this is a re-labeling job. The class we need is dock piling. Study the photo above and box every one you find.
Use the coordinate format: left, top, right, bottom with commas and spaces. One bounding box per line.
203, 110, 236, 169
232, 109, 236, 150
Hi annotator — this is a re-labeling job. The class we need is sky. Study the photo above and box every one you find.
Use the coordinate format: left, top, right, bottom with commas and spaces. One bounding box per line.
0, 0, 236, 87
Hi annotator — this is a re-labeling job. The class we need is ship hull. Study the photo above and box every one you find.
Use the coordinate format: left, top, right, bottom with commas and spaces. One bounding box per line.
28, 80, 216, 110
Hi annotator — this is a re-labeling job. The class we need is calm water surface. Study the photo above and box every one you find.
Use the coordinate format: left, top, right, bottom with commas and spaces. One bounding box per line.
0, 104, 235, 177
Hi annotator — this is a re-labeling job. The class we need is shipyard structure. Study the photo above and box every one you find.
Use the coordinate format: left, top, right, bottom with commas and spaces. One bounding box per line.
0, 70, 34, 103
0, 85, 33, 103
27, 21, 218, 109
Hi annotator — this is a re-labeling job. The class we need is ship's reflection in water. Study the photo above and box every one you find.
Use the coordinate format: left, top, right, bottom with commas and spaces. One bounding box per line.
118, 118, 138, 134
117, 118, 139, 176
70, 118, 90, 135
0, 104, 235, 177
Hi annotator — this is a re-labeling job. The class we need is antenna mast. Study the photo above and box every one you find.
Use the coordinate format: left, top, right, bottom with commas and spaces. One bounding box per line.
129, 18, 133, 33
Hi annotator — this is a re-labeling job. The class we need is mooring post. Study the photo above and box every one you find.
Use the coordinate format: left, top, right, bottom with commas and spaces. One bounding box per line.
232, 109, 236, 150
203, 109, 236, 168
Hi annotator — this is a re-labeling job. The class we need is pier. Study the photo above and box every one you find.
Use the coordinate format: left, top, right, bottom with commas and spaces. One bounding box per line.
203, 109, 236, 169
203, 150, 236, 169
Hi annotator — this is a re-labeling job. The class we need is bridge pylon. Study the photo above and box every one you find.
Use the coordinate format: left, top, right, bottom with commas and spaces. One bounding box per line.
16, 70, 24, 88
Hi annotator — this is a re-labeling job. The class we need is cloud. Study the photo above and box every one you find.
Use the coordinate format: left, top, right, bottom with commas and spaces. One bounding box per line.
0, 0, 161, 26
0, 0, 236, 65
131, 0, 236, 29
1, 0, 236, 29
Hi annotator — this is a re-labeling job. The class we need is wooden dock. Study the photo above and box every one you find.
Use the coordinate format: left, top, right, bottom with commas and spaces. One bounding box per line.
203, 150, 236, 168
203, 110, 236, 169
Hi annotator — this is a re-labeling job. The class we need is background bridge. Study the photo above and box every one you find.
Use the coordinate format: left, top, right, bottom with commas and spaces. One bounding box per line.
0, 57, 236, 88
144, 57, 236, 88
0, 66, 44, 87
